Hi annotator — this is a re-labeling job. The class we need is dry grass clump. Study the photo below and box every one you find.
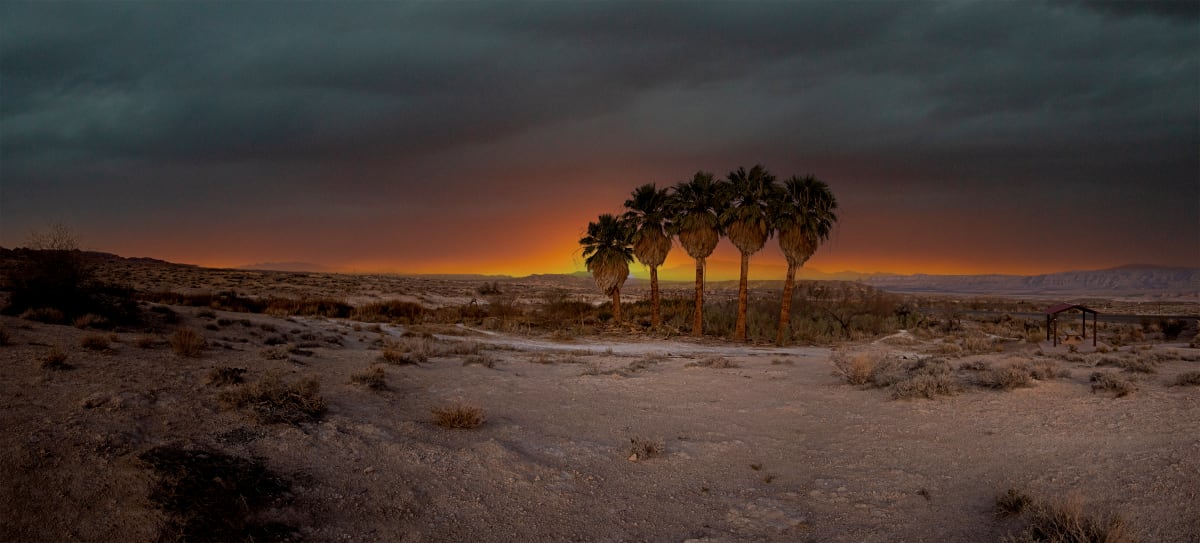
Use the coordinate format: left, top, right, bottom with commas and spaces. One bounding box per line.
974, 359, 1069, 390
1000, 492, 1138, 543
1171, 371, 1200, 387
462, 354, 496, 368
380, 337, 430, 365
686, 356, 738, 369
888, 358, 962, 399
258, 345, 290, 360
977, 365, 1033, 390
79, 333, 110, 351
219, 373, 327, 424
1102, 356, 1157, 374
139, 444, 296, 542
72, 313, 111, 329
350, 366, 388, 390
431, 404, 485, 429
40, 346, 70, 370
21, 307, 65, 324
831, 350, 895, 385
962, 335, 1000, 353
628, 436, 664, 461
995, 487, 1034, 518
892, 373, 962, 400
205, 366, 246, 387
1089, 372, 1137, 398
170, 328, 205, 357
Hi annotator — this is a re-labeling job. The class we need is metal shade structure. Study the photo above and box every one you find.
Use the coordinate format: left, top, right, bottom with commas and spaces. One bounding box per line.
1045, 303, 1098, 347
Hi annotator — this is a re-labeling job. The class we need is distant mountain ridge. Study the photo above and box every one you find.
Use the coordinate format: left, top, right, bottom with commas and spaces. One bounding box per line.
859, 265, 1199, 298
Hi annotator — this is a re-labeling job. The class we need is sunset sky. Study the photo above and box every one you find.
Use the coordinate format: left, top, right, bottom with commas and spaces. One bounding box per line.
2, 1, 1197, 280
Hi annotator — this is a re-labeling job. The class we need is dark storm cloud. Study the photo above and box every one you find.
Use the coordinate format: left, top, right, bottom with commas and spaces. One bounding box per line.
1, 0, 1196, 269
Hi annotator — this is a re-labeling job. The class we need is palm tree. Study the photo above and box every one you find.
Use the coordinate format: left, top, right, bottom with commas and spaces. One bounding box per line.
720, 164, 777, 341
623, 184, 673, 329
668, 172, 726, 337
579, 213, 635, 323
772, 175, 838, 345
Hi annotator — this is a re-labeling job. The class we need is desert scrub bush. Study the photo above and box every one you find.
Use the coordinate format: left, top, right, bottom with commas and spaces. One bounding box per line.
350, 366, 387, 390
932, 341, 964, 356
72, 313, 111, 329
995, 487, 1033, 518
462, 354, 496, 368
79, 333, 110, 351
258, 345, 290, 360
685, 356, 738, 369
170, 328, 205, 357
352, 300, 425, 324
1089, 372, 1137, 398
962, 335, 999, 353
627, 436, 664, 462
205, 367, 246, 386
219, 373, 327, 424
892, 373, 962, 400
20, 307, 66, 324
138, 444, 297, 542
431, 404, 485, 429
380, 341, 427, 365
831, 350, 895, 386
1000, 493, 1137, 543
1171, 371, 1200, 386
40, 346, 70, 370
975, 364, 1033, 390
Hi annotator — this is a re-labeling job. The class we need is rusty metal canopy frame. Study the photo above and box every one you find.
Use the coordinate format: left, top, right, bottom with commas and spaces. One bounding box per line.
1045, 303, 1099, 347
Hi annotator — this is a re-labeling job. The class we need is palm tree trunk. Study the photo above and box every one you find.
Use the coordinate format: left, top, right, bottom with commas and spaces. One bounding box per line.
692, 257, 704, 337
650, 266, 660, 329
776, 263, 797, 346
735, 251, 750, 341
612, 287, 621, 323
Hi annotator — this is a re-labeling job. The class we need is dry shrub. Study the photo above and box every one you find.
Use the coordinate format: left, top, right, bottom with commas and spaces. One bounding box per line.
1117, 357, 1157, 374
1172, 371, 1200, 387
72, 313, 111, 329
976, 364, 1033, 390
462, 354, 496, 368
1023, 359, 1070, 381
771, 358, 795, 366
933, 341, 964, 356
1089, 372, 1136, 397
40, 346, 70, 370
350, 366, 387, 390
380, 337, 430, 365
628, 436, 664, 461
170, 328, 205, 357
258, 345, 290, 360
431, 404, 485, 429
139, 444, 296, 542
133, 335, 160, 348
958, 360, 990, 371
206, 367, 246, 387
0, 326, 10, 346
832, 351, 890, 385
219, 373, 327, 424
623, 356, 660, 374
892, 373, 962, 400
1004, 493, 1137, 543
995, 487, 1033, 518
21, 307, 65, 324
79, 333, 109, 351
686, 356, 738, 369
963, 335, 998, 353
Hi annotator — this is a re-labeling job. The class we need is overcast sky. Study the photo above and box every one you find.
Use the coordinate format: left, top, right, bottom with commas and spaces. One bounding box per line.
2, 0, 1197, 277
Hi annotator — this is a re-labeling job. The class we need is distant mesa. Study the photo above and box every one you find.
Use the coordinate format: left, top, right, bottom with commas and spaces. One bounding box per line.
237, 262, 334, 273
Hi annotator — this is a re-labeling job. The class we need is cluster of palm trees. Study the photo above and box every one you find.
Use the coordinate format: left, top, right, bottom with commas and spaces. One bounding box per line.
579, 164, 839, 345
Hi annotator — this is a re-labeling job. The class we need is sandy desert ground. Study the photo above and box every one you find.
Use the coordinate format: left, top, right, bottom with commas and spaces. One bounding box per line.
2, 262, 1199, 542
